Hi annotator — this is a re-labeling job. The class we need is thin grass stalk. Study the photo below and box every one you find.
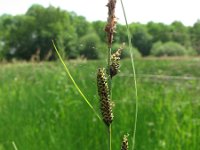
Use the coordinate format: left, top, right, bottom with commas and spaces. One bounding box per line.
107, 47, 112, 150
109, 125, 112, 150
52, 41, 102, 121
12, 141, 18, 150
119, 1, 139, 150
107, 47, 112, 96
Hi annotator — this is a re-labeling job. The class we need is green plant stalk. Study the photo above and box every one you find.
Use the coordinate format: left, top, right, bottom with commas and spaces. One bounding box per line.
107, 47, 112, 96
109, 125, 112, 150
52, 41, 101, 121
120, 1, 139, 150
12, 141, 18, 150
107, 46, 112, 150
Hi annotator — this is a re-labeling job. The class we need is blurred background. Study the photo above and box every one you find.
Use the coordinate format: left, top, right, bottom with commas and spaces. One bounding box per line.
0, 0, 200, 150
0, 0, 200, 60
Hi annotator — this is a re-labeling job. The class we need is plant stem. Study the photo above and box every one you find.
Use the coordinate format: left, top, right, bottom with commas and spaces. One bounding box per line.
120, 0, 139, 150
107, 47, 112, 150
109, 125, 112, 150
107, 46, 112, 95
12, 141, 18, 150
52, 41, 102, 121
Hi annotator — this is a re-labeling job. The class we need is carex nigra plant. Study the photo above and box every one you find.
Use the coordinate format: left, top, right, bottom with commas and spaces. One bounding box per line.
53, 0, 138, 150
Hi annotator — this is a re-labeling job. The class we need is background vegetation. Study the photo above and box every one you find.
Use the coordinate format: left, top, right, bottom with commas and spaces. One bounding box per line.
0, 4, 200, 61
0, 59, 200, 150
0, 4, 200, 150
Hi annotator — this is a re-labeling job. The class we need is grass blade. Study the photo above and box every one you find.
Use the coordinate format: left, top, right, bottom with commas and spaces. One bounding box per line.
12, 141, 18, 150
52, 40, 101, 121
119, 1, 139, 150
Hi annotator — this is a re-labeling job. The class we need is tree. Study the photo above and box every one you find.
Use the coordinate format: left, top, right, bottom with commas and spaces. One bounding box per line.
170, 21, 191, 47
114, 24, 128, 44
70, 12, 91, 37
26, 5, 78, 60
130, 23, 153, 56
147, 22, 172, 43
92, 21, 107, 43
0, 15, 15, 59
0, 15, 36, 60
190, 20, 200, 54
78, 33, 101, 59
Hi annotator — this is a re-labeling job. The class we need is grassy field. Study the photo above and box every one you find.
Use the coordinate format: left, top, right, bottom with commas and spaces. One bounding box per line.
0, 58, 200, 150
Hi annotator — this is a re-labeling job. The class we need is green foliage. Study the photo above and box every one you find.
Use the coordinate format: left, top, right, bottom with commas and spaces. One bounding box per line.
26, 5, 78, 60
0, 4, 200, 60
147, 22, 171, 42
190, 20, 200, 54
0, 43, 4, 61
6, 15, 36, 59
170, 21, 191, 47
114, 24, 129, 44
151, 41, 188, 56
70, 13, 91, 37
0, 5, 84, 60
92, 21, 107, 43
78, 33, 101, 59
0, 59, 200, 149
130, 23, 153, 56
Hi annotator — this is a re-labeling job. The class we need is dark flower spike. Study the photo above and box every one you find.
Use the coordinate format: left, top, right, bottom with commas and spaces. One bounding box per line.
121, 134, 129, 150
110, 44, 124, 78
97, 68, 114, 126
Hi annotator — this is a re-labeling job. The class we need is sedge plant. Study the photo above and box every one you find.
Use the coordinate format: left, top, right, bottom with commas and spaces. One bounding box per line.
53, 0, 138, 150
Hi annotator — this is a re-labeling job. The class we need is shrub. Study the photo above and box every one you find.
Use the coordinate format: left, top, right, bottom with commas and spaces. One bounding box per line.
151, 41, 187, 56
78, 33, 101, 59
185, 47, 198, 56
131, 25, 153, 56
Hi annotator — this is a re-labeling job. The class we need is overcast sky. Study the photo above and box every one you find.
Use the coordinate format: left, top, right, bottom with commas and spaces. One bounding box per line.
0, 0, 200, 26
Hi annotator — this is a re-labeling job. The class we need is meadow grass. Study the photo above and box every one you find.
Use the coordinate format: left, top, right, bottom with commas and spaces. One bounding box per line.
0, 58, 200, 150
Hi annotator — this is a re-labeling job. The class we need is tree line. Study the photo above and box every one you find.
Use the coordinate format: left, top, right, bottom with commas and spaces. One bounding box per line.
0, 4, 200, 61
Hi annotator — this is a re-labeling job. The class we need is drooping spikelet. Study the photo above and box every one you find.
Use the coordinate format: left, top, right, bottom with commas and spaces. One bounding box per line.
121, 134, 129, 150
97, 68, 113, 126
104, 0, 117, 46
110, 45, 123, 78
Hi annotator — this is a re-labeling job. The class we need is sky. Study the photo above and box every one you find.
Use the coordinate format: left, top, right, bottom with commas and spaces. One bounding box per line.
0, 0, 200, 26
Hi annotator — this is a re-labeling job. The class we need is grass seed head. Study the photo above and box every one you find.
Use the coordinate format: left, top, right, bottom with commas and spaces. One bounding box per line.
97, 68, 113, 126
105, 0, 117, 46
121, 134, 129, 150
110, 45, 124, 78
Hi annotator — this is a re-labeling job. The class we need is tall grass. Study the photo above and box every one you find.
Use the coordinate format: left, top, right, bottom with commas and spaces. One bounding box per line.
0, 59, 199, 150
120, 0, 138, 149
0, 0, 200, 149
53, 1, 136, 149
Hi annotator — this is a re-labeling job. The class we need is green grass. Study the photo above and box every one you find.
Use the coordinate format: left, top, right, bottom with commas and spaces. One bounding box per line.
0, 58, 200, 150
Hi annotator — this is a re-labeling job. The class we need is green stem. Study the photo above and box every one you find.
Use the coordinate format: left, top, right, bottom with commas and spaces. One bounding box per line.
109, 125, 112, 150
12, 141, 18, 150
120, 1, 139, 150
107, 46, 112, 95
52, 41, 102, 121
107, 47, 112, 150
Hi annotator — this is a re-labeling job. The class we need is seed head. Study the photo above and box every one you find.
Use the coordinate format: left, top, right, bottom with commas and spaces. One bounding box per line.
121, 134, 129, 150
110, 45, 123, 78
105, 0, 117, 46
97, 68, 113, 126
